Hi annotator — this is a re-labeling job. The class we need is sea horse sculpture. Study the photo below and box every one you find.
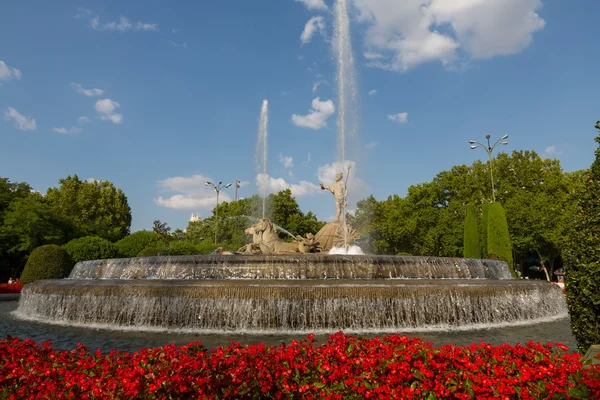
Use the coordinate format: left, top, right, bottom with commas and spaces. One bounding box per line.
238, 218, 320, 254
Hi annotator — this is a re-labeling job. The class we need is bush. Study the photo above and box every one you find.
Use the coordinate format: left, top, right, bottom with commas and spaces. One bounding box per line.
115, 231, 165, 258
196, 241, 224, 255
486, 202, 515, 276
20, 245, 74, 284
161, 241, 201, 256
563, 122, 600, 353
137, 247, 162, 257
63, 236, 118, 263
463, 204, 481, 258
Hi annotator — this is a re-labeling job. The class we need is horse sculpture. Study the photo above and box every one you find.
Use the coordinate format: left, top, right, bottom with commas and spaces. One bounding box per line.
238, 218, 319, 254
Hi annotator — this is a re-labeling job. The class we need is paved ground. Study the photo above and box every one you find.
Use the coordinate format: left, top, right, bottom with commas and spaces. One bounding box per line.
0, 293, 20, 301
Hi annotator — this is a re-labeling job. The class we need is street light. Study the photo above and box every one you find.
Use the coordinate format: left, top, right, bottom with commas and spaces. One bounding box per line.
234, 179, 241, 201
469, 134, 509, 202
205, 180, 232, 244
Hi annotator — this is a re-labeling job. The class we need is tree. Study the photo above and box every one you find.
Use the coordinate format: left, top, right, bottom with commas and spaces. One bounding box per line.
115, 231, 165, 258
463, 205, 481, 258
153, 220, 171, 239
46, 175, 131, 241
563, 121, 600, 352
486, 202, 515, 276
0, 178, 35, 281
1, 194, 73, 279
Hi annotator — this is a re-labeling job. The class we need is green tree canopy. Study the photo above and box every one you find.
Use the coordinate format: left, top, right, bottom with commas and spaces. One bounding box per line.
46, 175, 131, 241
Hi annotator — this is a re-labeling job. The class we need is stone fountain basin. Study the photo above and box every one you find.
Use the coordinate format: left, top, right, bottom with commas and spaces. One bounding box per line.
68, 255, 513, 280
17, 279, 567, 333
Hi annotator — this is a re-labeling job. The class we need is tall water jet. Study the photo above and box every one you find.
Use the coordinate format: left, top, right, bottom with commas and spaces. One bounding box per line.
333, 0, 358, 167
333, 0, 358, 249
256, 99, 269, 218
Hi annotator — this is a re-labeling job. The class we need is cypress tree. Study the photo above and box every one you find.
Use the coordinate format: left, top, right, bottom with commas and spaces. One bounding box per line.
481, 203, 491, 256
463, 205, 481, 258
487, 202, 515, 276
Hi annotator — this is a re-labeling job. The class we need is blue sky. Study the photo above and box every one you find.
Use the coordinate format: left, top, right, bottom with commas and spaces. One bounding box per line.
1, 0, 599, 232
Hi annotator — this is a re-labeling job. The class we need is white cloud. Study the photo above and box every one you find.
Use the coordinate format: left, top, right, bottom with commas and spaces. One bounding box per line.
387, 112, 408, 124
306, 153, 312, 163
3, 107, 36, 131
71, 83, 104, 97
155, 174, 233, 211
353, 0, 545, 71
77, 116, 91, 123
256, 173, 320, 197
316, 161, 369, 202
368, 89, 377, 96
53, 127, 82, 135
0, 60, 22, 81
95, 98, 123, 124
365, 141, 378, 149
101, 113, 123, 124
295, 0, 328, 11
279, 153, 294, 169
90, 16, 158, 32
292, 97, 335, 130
312, 80, 328, 93
545, 145, 561, 156
86, 178, 105, 183
301, 16, 326, 46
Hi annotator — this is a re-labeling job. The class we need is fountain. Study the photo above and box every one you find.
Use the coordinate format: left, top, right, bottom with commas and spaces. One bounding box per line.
14, 0, 567, 334
256, 99, 268, 218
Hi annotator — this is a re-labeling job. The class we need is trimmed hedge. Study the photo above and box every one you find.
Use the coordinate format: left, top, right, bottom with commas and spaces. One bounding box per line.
63, 236, 118, 263
115, 231, 165, 258
463, 204, 481, 258
563, 122, 600, 353
20, 245, 74, 284
486, 202, 515, 277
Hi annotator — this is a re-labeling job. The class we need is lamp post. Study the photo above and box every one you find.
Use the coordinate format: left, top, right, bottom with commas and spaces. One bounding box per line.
234, 179, 241, 201
205, 181, 232, 244
469, 134, 509, 202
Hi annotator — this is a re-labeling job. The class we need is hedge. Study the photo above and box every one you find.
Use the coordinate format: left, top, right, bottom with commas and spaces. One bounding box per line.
63, 236, 118, 263
563, 122, 600, 353
463, 204, 481, 258
20, 245, 74, 284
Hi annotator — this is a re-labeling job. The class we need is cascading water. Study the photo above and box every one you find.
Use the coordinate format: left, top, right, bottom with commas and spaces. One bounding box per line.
256, 99, 269, 218
15, 255, 568, 332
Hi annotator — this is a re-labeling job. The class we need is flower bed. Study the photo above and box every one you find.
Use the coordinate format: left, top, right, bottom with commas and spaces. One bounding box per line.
0, 283, 23, 294
1, 333, 599, 399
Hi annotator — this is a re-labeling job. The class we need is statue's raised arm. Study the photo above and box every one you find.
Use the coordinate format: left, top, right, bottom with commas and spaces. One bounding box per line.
320, 172, 346, 223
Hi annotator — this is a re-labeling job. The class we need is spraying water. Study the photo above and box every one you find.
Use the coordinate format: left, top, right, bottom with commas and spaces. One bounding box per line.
256, 100, 269, 218
333, 0, 358, 249
333, 0, 358, 166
